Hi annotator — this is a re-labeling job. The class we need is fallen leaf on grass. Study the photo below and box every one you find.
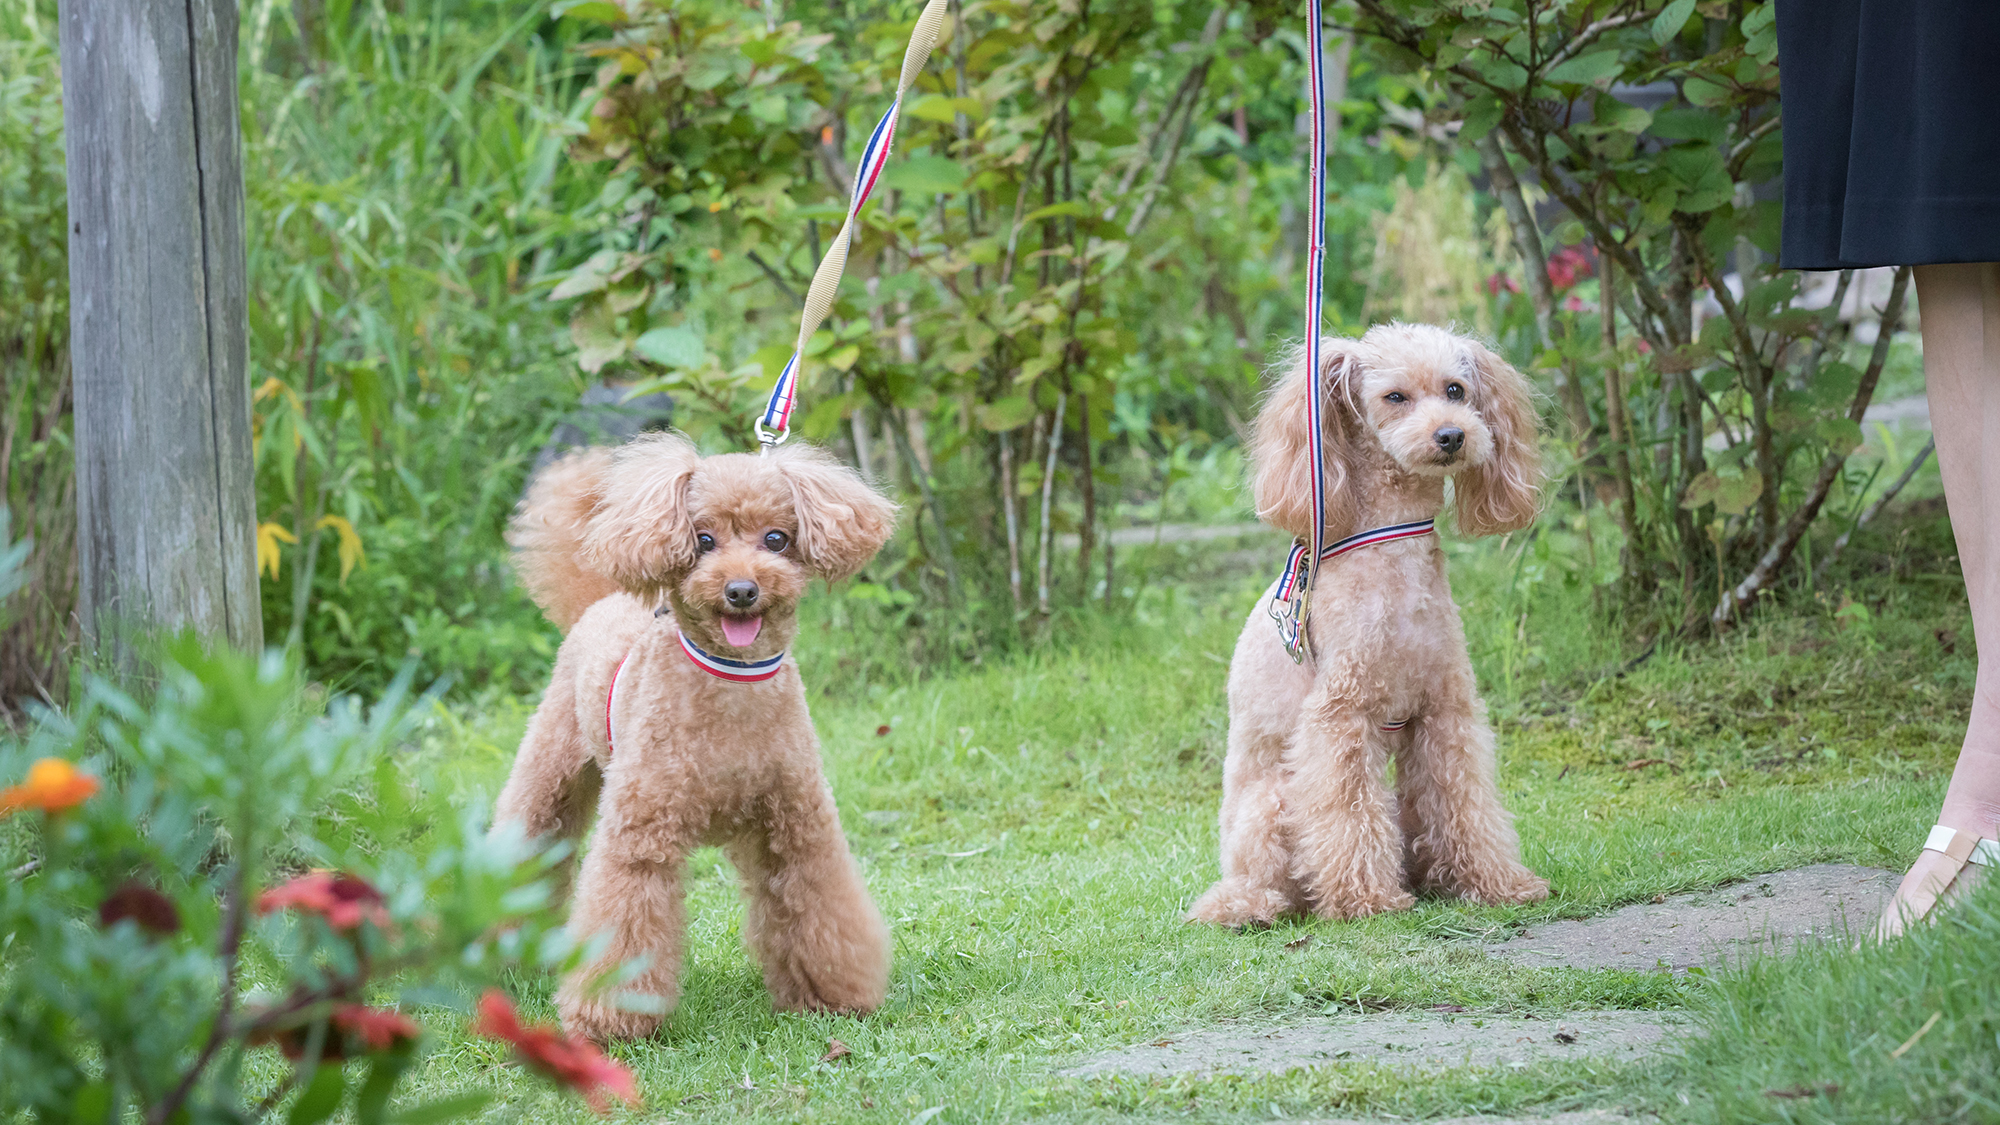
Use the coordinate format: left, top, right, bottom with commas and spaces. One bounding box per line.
1765, 1083, 1839, 1099
876, 724, 892, 736
1890, 1011, 1942, 1058
1623, 758, 1680, 772
1283, 935, 1313, 953
1651, 893, 1668, 904
1151, 1039, 1178, 1047
821, 1038, 852, 1063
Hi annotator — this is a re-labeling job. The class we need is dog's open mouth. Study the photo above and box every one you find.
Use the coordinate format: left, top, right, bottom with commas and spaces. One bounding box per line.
719, 614, 763, 647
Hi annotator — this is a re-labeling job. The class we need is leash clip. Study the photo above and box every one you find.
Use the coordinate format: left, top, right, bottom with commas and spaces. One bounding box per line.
753, 421, 789, 455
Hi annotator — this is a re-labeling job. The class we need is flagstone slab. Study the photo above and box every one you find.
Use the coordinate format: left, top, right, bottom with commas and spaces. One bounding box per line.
1062, 1009, 1683, 1078
1483, 863, 1898, 973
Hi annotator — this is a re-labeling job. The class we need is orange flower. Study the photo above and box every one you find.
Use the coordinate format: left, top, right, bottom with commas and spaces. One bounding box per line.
473, 990, 640, 1113
0, 757, 99, 815
256, 871, 391, 931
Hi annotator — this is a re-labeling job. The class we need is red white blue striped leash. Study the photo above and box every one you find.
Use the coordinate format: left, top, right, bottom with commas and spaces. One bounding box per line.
757, 0, 950, 450
1272, 0, 1333, 660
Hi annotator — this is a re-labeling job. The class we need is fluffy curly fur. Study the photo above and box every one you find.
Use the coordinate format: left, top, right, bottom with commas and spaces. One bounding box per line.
494, 435, 898, 1041
1189, 323, 1551, 926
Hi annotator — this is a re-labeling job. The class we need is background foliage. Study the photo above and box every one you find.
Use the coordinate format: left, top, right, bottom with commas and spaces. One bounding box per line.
0, 0, 1941, 706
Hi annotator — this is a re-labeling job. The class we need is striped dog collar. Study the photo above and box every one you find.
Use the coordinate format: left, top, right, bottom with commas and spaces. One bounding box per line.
678, 631, 786, 683
1320, 518, 1437, 560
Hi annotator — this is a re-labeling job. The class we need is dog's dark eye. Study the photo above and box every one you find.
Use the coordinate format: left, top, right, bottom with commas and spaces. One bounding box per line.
1384, 391, 1407, 404
1446, 383, 1465, 401
695, 532, 716, 553
763, 530, 791, 553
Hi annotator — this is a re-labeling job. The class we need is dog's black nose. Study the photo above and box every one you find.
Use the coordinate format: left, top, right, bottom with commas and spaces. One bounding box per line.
724, 580, 760, 609
1434, 427, 1465, 455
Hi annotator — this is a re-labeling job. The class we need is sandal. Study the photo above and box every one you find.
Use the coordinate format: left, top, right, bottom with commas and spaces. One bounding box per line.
1873, 824, 1998, 942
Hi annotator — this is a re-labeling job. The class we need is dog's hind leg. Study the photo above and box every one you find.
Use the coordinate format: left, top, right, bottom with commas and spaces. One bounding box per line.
1396, 675, 1548, 905
494, 649, 600, 899
1284, 673, 1414, 920
728, 782, 890, 1015
1188, 724, 1303, 926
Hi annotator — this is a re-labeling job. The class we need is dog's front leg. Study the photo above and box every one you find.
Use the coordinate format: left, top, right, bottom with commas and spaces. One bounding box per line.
557, 821, 689, 1042
728, 781, 890, 1015
1283, 676, 1414, 919
1396, 686, 1549, 905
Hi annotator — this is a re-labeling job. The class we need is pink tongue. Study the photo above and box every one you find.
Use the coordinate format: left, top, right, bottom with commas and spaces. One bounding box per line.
720, 615, 763, 647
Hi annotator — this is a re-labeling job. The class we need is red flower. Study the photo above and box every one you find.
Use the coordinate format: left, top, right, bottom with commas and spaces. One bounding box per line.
474, 990, 640, 1113
1564, 295, 1585, 312
1485, 271, 1522, 295
334, 1005, 421, 1052
252, 1004, 420, 1061
1546, 245, 1595, 291
256, 871, 390, 931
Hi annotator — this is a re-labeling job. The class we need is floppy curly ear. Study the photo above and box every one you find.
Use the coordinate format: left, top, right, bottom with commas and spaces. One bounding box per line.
1454, 342, 1543, 536
1251, 338, 1364, 542
581, 433, 703, 602
773, 444, 899, 581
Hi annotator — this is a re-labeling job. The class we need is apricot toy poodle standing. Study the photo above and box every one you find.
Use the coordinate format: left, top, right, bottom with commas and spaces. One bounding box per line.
494, 434, 897, 1041
1190, 323, 1551, 926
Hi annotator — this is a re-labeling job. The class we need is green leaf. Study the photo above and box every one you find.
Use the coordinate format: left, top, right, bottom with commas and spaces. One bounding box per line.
389, 1094, 494, 1125
1817, 416, 1864, 455
1023, 200, 1089, 223
1651, 0, 1697, 45
288, 1064, 346, 1125
881, 155, 968, 196
68, 1082, 113, 1125
1460, 94, 1503, 142
355, 1049, 414, 1125
1683, 75, 1734, 107
977, 395, 1036, 432
1591, 93, 1651, 133
1649, 107, 1726, 145
906, 95, 986, 123
569, 307, 627, 374
633, 325, 707, 369
1681, 468, 1763, 516
1544, 49, 1624, 86
552, 0, 626, 23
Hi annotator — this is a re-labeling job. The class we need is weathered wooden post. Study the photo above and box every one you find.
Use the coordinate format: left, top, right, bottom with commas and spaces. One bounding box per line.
60, 0, 261, 654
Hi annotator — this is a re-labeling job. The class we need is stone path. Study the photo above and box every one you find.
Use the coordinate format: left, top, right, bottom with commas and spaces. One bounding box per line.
1482, 863, 1898, 973
1066, 864, 1897, 1108
1063, 1009, 1683, 1078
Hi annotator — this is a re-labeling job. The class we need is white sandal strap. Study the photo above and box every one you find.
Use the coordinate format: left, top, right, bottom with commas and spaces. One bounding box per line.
1922, 824, 2000, 868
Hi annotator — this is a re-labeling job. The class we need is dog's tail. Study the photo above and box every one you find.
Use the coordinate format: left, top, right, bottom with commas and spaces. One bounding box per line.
509, 448, 621, 632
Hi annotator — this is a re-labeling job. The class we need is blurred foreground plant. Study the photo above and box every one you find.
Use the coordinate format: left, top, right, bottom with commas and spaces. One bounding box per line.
0, 641, 634, 1123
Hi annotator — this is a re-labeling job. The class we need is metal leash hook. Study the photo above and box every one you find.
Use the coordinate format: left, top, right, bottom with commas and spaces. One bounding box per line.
749, 0, 950, 451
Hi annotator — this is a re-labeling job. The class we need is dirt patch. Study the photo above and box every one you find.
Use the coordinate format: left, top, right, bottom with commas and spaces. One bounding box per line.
1484, 863, 1897, 973
1062, 1009, 1684, 1078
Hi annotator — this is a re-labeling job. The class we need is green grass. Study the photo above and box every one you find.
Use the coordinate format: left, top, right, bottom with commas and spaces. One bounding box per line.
358, 503, 1996, 1123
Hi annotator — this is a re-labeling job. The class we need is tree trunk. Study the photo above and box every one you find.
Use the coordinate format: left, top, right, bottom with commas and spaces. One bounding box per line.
62, 0, 261, 657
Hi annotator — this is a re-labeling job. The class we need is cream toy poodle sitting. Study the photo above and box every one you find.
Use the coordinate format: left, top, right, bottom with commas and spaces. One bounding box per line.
1189, 323, 1551, 926
494, 434, 897, 1041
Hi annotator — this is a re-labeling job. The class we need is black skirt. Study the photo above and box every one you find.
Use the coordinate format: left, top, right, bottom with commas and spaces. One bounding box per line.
1776, 0, 2000, 270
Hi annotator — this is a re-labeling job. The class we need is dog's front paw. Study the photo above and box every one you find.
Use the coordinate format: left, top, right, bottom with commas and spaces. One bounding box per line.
557, 983, 667, 1043
1461, 866, 1550, 906
1187, 880, 1294, 927
1309, 883, 1416, 921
